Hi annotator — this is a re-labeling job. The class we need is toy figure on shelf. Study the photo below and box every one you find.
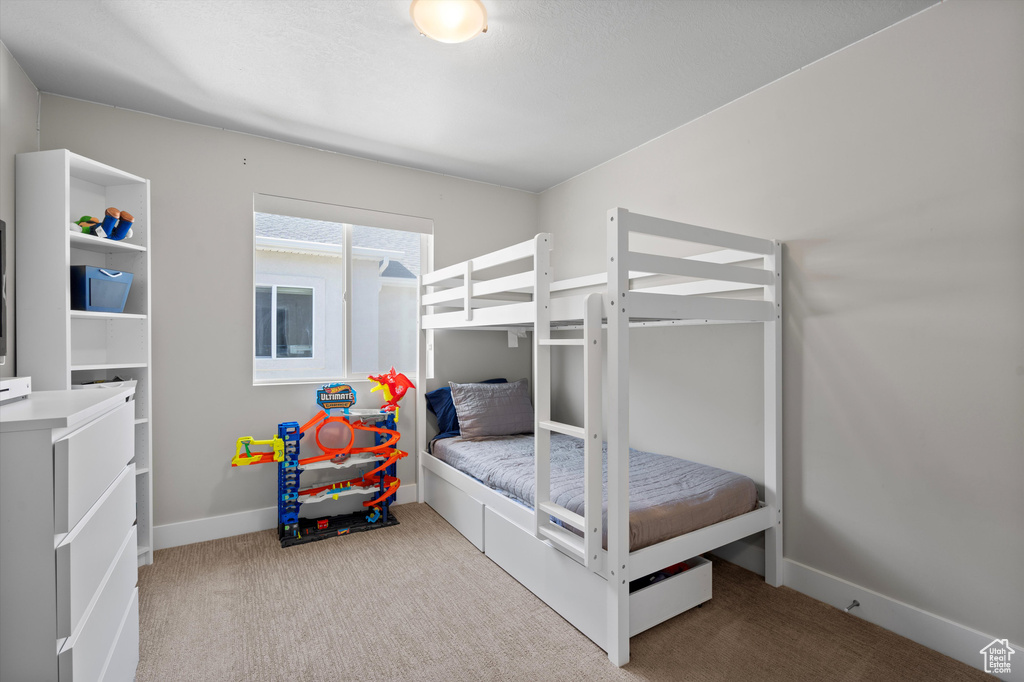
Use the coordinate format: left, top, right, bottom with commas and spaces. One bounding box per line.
368, 367, 415, 412
74, 207, 134, 240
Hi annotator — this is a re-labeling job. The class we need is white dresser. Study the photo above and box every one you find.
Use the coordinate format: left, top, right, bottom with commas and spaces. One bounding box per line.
1, 388, 140, 681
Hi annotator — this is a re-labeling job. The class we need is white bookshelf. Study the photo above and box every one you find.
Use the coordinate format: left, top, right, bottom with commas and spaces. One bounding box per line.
16, 149, 155, 566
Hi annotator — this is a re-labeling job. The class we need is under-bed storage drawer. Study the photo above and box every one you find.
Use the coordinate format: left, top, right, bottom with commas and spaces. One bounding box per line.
629, 555, 711, 637
54, 399, 134, 534
484, 506, 608, 648
423, 467, 484, 551
56, 465, 136, 639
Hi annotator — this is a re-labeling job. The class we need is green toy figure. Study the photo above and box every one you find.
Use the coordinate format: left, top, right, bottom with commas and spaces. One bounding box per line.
75, 207, 134, 240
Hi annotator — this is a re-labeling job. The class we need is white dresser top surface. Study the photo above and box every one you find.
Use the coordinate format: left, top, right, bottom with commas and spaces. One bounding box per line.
0, 388, 135, 433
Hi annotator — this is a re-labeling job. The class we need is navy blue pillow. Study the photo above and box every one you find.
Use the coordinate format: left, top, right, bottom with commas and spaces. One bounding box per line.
425, 378, 506, 435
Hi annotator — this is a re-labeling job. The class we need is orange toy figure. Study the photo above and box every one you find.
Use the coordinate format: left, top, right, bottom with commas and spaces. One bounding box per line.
368, 367, 415, 411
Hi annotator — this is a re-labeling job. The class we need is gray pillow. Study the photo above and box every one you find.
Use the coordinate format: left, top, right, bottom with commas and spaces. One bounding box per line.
449, 379, 534, 438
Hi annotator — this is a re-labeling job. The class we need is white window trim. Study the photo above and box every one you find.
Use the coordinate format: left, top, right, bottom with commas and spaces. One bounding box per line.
252, 197, 433, 386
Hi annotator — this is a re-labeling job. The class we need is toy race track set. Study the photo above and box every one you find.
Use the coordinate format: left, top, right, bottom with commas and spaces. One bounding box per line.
231, 369, 414, 548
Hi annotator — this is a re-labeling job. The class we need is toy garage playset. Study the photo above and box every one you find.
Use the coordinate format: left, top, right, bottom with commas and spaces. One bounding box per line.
231, 368, 414, 548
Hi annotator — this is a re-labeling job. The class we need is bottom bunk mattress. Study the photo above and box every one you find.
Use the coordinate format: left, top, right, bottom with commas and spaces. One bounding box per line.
430, 433, 757, 551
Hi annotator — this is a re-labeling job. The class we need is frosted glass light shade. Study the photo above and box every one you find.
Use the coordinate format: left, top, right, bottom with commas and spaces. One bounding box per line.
410, 0, 488, 44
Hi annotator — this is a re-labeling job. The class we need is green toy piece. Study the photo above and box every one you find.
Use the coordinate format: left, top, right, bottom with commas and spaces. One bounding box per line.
76, 215, 100, 233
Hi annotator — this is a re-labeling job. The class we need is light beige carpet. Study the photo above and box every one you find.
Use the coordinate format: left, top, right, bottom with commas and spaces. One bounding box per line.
138, 503, 985, 681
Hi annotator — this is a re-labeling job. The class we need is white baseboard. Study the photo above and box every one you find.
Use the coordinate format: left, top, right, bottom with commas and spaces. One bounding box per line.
153, 484, 418, 550
783, 558, 1021, 681
395, 483, 418, 505
154, 505, 278, 550
705, 543, 1017, 679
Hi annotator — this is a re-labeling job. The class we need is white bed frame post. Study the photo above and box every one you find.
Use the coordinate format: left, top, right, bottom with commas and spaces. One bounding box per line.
606, 208, 631, 666
533, 235, 553, 538
764, 240, 784, 586
416, 272, 427, 504
583, 292, 604, 573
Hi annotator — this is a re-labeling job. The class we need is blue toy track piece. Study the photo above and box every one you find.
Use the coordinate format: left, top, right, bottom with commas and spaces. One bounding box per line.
277, 421, 303, 541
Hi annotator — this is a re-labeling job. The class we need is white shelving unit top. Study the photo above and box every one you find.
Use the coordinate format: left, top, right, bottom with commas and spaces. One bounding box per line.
68, 154, 147, 187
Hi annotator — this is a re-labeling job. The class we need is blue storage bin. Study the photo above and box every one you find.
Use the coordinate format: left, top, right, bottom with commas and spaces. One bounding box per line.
70, 266, 134, 313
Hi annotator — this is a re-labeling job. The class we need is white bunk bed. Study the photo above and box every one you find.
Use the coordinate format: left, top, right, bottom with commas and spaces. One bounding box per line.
415, 208, 782, 667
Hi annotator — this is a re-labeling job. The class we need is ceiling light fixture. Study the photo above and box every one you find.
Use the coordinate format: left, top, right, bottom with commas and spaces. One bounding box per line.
410, 0, 488, 44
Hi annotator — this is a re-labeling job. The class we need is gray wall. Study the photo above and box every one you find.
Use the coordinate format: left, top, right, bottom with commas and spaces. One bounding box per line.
539, 0, 1022, 643
39, 95, 536, 527
0, 43, 38, 376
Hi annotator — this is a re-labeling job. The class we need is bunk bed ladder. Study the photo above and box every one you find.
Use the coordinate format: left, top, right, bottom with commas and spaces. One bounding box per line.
535, 292, 604, 574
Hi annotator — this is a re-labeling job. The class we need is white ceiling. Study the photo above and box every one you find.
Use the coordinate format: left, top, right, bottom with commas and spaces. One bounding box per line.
0, 0, 936, 192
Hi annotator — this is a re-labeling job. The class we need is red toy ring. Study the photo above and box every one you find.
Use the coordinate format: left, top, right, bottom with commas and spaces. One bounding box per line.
315, 416, 354, 456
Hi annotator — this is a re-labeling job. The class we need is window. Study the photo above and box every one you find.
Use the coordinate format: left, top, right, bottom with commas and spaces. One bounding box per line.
253, 196, 430, 385
253, 274, 326, 381
255, 285, 314, 359
350, 224, 421, 374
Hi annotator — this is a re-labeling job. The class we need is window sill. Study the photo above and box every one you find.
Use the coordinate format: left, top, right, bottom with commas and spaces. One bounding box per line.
253, 375, 418, 388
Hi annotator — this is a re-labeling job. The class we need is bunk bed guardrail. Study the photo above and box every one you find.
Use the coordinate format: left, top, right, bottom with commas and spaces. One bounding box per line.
420, 233, 549, 328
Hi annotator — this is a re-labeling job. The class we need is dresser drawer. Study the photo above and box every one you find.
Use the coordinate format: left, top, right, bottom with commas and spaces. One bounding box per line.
58, 526, 137, 682
56, 465, 136, 639
100, 587, 139, 682
54, 399, 134, 534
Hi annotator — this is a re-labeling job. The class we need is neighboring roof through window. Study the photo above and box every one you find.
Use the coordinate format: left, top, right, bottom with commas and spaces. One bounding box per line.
255, 213, 420, 276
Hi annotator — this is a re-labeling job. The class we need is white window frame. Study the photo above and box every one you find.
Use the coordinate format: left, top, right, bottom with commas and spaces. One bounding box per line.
254, 284, 315, 361
254, 274, 326, 378
252, 194, 433, 387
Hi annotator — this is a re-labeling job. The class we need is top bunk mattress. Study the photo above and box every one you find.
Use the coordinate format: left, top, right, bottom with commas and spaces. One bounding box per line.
431, 432, 757, 552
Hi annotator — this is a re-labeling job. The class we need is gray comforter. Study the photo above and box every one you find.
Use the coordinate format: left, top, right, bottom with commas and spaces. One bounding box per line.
432, 433, 757, 551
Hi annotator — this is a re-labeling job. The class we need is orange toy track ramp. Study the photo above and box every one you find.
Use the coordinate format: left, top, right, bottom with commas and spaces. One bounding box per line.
362, 480, 400, 507
298, 473, 401, 505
